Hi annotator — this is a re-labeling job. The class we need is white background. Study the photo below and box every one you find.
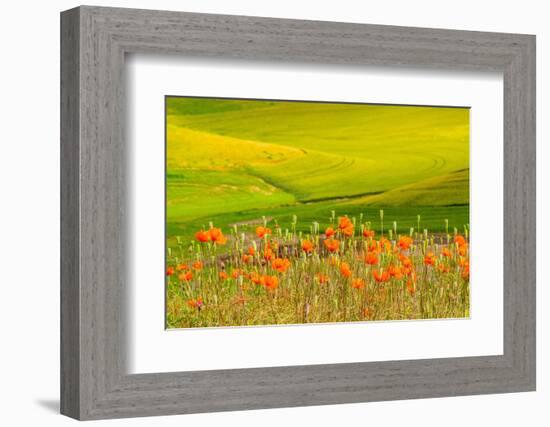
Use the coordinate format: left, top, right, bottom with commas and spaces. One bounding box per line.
128, 57, 503, 373
0, 1, 547, 426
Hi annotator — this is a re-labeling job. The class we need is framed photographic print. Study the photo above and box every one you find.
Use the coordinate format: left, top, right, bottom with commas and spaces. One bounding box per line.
61, 5, 536, 420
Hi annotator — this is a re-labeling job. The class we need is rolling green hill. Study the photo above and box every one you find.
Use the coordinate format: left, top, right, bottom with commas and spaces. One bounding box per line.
345, 169, 470, 207
166, 97, 469, 246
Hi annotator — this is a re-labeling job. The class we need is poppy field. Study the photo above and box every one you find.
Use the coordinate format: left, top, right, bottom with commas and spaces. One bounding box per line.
165, 97, 470, 328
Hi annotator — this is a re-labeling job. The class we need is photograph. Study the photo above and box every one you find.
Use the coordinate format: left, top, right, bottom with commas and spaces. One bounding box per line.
48, 2, 539, 422
165, 96, 470, 328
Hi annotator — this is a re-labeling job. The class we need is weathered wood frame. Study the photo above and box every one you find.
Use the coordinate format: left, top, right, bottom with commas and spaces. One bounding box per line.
60, 5, 536, 420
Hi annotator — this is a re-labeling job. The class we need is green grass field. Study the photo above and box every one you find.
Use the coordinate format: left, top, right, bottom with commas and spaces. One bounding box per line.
166, 97, 469, 252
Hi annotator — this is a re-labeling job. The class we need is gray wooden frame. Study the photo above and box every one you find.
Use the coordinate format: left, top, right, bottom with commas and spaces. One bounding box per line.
60, 5, 536, 421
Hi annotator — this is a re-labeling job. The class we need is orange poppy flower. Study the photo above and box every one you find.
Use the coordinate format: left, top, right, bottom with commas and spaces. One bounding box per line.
301, 240, 314, 253
208, 227, 227, 245
442, 248, 452, 258
340, 262, 352, 277
256, 226, 272, 238
192, 260, 203, 271
400, 254, 412, 268
461, 261, 470, 280
272, 258, 290, 273
379, 237, 392, 253
325, 227, 335, 238
317, 273, 329, 284
338, 216, 352, 229
342, 226, 354, 237
364, 251, 379, 265
250, 272, 262, 285
247, 246, 255, 256
263, 246, 274, 261
368, 240, 380, 253
231, 269, 242, 279
458, 243, 469, 256
324, 238, 340, 253
219, 271, 228, 280
398, 235, 413, 250
179, 271, 193, 281
454, 235, 467, 246
388, 264, 403, 279
261, 275, 279, 290
187, 297, 204, 309
351, 278, 365, 289
424, 252, 436, 266
363, 229, 375, 239
195, 230, 210, 243
338, 216, 354, 237
176, 263, 188, 271
437, 263, 450, 273
402, 265, 413, 276
372, 269, 390, 283
242, 254, 252, 264
166, 266, 175, 276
